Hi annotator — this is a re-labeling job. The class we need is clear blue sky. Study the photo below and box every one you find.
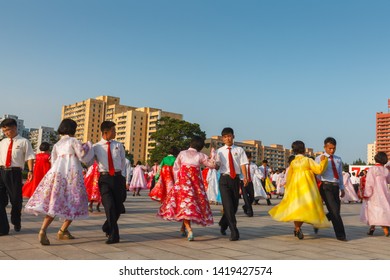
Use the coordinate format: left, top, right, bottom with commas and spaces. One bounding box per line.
1, 0, 390, 164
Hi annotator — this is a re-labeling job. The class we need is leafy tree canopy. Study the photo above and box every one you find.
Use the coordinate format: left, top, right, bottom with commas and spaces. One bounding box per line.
149, 117, 206, 164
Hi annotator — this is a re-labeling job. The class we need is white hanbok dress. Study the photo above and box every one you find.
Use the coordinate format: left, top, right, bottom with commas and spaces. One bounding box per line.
25, 135, 93, 220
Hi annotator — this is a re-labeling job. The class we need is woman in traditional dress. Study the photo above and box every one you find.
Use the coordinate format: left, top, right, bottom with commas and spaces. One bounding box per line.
360, 152, 390, 237
22, 142, 51, 198
129, 161, 148, 196
84, 161, 101, 212
157, 136, 216, 241
269, 140, 329, 240
149, 147, 179, 202
25, 119, 93, 245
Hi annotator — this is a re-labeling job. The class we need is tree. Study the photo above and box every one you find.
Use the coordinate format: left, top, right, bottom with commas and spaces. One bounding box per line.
352, 158, 366, 165
149, 117, 206, 164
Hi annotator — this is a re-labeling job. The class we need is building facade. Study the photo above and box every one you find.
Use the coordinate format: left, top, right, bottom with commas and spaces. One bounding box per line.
61, 95, 182, 163
376, 111, 390, 159
29, 126, 57, 152
367, 141, 376, 165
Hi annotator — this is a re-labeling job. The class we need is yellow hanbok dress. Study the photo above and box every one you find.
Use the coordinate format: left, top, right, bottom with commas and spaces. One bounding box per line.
268, 155, 330, 228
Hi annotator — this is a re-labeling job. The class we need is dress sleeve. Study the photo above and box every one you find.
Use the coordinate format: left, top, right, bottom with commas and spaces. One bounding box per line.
199, 152, 216, 168
308, 157, 328, 175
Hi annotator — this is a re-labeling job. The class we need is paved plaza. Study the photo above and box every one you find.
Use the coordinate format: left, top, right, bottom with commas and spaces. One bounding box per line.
1, 193, 390, 260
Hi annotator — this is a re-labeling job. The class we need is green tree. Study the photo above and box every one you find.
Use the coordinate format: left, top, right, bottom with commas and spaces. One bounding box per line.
149, 117, 206, 164
352, 158, 366, 165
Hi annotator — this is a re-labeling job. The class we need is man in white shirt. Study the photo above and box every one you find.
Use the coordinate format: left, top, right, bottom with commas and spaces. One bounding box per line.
216, 127, 248, 241
0, 118, 35, 235
92, 121, 126, 244
350, 172, 360, 195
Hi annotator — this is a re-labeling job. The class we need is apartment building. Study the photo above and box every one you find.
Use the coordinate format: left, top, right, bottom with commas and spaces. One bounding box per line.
367, 141, 376, 165
61, 95, 182, 163
29, 126, 57, 152
376, 110, 390, 159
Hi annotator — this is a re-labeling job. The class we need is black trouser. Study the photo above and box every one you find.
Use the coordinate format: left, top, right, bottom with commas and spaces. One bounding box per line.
320, 182, 346, 239
219, 175, 240, 238
0, 169, 22, 234
240, 181, 254, 216
99, 173, 126, 241
352, 184, 359, 195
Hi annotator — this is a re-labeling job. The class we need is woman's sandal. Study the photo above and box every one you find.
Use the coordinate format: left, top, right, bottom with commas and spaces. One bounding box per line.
39, 230, 50, 246
187, 231, 194, 241
57, 229, 75, 240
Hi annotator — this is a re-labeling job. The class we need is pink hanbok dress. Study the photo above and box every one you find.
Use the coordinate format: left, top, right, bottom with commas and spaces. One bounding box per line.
25, 136, 92, 220
360, 164, 390, 227
129, 165, 148, 190
157, 148, 215, 226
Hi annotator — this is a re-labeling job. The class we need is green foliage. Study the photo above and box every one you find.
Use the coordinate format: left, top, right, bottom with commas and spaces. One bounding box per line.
149, 117, 206, 164
352, 158, 366, 165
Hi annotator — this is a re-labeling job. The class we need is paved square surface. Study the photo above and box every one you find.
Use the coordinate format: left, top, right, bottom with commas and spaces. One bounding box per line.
1, 193, 389, 260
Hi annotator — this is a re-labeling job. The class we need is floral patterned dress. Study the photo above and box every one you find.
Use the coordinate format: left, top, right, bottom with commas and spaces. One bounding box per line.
157, 148, 215, 226
25, 135, 92, 220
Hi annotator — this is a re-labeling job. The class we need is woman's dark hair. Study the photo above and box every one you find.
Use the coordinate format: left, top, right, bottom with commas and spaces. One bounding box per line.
375, 152, 388, 165
57, 118, 77, 136
292, 140, 305, 154
136, 160, 142, 165
39, 142, 50, 152
169, 146, 180, 157
190, 136, 205, 152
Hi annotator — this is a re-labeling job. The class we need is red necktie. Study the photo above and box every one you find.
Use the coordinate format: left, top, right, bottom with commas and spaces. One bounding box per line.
247, 164, 251, 182
227, 147, 236, 179
5, 139, 13, 167
107, 141, 115, 176
329, 155, 339, 180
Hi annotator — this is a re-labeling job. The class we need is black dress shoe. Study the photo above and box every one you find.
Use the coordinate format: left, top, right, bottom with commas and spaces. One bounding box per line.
313, 227, 319, 234
337, 237, 347, 241
105, 238, 120, 244
230, 229, 240, 241
220, 227, 227, 236
246, 212, 253, 217
14, 225, 21, 232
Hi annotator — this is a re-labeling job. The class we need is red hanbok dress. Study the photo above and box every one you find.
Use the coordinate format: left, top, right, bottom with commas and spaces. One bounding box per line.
157, 148, 215, 226
22, 152, 51, 198
149, 155, 176, 202
84, 161, 101, 203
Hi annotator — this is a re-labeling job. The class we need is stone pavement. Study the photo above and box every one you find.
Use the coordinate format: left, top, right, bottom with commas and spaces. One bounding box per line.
1, 193, 389, 260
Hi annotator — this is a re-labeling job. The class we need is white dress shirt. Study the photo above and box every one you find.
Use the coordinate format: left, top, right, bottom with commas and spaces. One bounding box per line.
0, 135, 35, 168
216, 145, 248, 176
93, 138, 126, 177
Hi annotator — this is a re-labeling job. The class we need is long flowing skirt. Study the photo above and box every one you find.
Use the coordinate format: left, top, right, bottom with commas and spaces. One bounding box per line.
25, 157, 89, 220
149, 165, 174, 202
269, 172, 329, 228
157, 165, 213, 226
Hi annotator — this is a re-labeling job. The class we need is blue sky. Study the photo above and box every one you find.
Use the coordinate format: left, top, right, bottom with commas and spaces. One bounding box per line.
1, 0, 390, 163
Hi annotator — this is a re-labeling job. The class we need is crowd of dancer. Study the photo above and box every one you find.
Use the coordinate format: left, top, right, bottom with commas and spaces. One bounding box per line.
0, 118, 390, 246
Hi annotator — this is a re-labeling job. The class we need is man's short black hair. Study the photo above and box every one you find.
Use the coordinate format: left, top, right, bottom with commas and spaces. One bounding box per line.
0, 118, 17, 128
221, 127, 234, 136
